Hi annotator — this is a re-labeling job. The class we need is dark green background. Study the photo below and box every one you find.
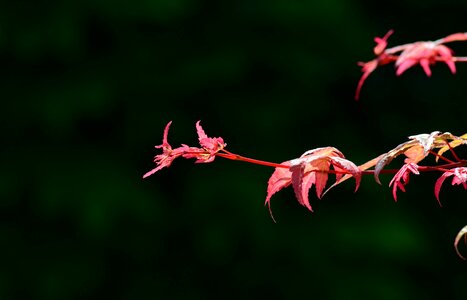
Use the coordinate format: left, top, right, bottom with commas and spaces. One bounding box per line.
2, 0, 467, 299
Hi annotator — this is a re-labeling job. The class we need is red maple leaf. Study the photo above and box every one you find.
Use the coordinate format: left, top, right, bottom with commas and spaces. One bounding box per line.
355, 30, 396, 100
143, 121, 189, 178
388, 162, 420, 202
356, 31, 467, 100
434, 167, 467, 202
143, 121, 226, 178
192, 121, 226, 163
265, 147, 361, 216
395, 42, 456, 76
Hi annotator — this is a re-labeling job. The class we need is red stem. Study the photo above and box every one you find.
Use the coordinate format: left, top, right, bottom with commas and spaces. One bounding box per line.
215, 149, 467, 175
445, 140, 462, 162
216, 151, 289, 169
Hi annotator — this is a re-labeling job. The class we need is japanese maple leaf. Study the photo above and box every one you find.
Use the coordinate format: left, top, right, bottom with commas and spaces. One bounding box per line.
181, 121, 226, 163
388, 163, 420, 202
143, 121, 188, 178
374, 132, 466, 184
265, 147, 361, 214
373, 131, 459, 184
355, 30, 396, 100
143, 121, 226, 178
355, 31, 467, 100
395, 42, 456, 76
193, 120, 225, 163
395, 32, 467, 76
434, 167, 467, 202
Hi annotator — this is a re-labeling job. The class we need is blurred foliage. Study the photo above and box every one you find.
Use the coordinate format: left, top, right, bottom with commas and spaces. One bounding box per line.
1, 0, 467, 299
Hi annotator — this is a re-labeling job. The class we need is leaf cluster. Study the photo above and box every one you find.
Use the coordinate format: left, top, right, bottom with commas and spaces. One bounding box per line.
144, 31, 467, 259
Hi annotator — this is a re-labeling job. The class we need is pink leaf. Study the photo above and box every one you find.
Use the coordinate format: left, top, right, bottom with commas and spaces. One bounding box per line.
143, 121, 183, 178
144, 121, 227, 178
355, 60, 378, 100
355, 30, 397, 100
265, 162, 292, 219
395, 59, 418, 76
329, 156, 362, 192
395, 42, 457, 76
196, 120, 208, 140
439, 32, 467, 44
373, 30, 394, 55
195, 121, 226, 162
419, 58, 432, 76
388, 163, 419, 202
290, 164, 316, 211
436, 45, 456, 74
160, 121, 172, 148
265, 147, 361, 218
435, 167, 467, 203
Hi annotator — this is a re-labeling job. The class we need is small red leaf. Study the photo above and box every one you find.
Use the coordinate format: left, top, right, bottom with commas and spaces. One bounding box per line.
395, 41, 458, 76
435, 167, 467, 203
144, 121, 227, 178
196, 121, 226, 153
160, 121, 172, 148
143, 121, 183, 178
439, 32, 467, 44
357, 31, 467, 99
373, 30, 394, 55
388, 163, 419, 202
355, 60, 378, 100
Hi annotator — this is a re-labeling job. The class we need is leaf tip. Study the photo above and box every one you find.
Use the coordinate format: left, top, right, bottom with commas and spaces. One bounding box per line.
374, 173, 382, 185
265, 201, 277, 223
454, 226, 467, 260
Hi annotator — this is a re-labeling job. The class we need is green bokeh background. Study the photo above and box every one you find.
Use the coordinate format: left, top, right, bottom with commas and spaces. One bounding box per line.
2, 0, 467, 299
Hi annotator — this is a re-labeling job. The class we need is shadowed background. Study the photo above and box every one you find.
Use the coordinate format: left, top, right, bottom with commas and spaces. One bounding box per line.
1, 0, 467, 299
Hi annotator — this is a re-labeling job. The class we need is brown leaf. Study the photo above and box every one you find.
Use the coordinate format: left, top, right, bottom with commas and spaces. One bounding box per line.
374, 131, 442, 184
436, 133, 467, 162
